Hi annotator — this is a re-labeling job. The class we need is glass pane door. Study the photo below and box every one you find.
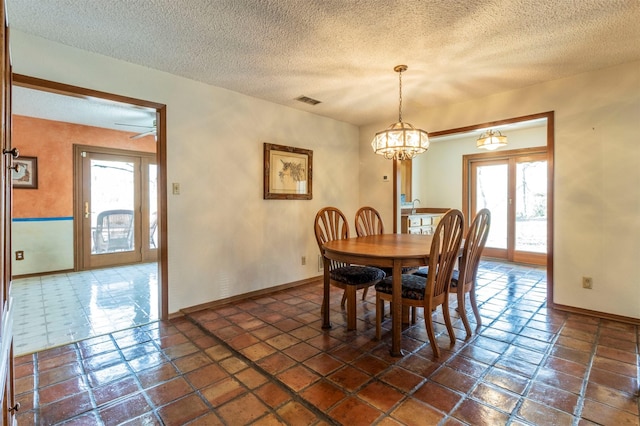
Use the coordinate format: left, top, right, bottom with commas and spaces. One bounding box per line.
515, 160, 547, 254
470, 153, 547, 265
475, 162, 508, 250
91, 158, 135, 254
149, 163, 157, 250
81, 151, 142, 268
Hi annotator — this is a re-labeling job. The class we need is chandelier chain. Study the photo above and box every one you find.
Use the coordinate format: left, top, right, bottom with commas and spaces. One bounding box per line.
398, 69, 403, 123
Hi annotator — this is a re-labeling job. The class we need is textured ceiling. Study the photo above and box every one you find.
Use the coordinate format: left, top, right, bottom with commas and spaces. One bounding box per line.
12, 86, 157, 132
7, 0, 640, 128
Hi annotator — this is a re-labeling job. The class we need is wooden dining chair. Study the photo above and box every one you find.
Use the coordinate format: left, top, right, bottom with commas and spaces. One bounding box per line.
355, 206, 385, 237
451, 208, 491, 338
413, 209, 491, 339
375, 209, 464, 358
353, 206, 385, 302
315, 207, 386, 330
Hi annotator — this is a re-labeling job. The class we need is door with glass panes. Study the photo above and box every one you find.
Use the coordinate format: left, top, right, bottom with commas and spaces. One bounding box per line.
76, 145, 157, 269
469, 151, 547, 265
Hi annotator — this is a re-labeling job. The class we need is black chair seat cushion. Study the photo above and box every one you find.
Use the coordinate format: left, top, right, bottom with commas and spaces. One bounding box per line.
375, 274, 427, 300
413, 267, 460, 287
331, 266, 385, 286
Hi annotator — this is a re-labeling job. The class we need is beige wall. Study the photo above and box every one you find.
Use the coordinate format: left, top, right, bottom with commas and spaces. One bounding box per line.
359, 60, 640, 320
11, 30, 640, 320
11, 31, 361, 314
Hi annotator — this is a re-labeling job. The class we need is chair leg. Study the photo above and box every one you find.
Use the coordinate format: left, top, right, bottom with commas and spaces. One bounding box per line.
362, 287, 369, 300
441, 301, 456, 347
457, 289, 472, 339
340, 290, 347, 307
346, 286, 357, 330
375, 295, 383, 340
424, 305, 440, 358
469, 287, 482, 333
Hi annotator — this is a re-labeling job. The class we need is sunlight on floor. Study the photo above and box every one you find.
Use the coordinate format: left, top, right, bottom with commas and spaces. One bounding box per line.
12, 262, 158, 355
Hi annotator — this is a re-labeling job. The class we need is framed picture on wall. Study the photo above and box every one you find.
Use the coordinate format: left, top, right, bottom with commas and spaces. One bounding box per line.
264, 143, 312, 200
12, 156, 38, 189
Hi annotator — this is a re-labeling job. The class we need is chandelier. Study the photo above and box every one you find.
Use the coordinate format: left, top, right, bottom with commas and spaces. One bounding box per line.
476, 129, 508, 150
371, 65, 429, 161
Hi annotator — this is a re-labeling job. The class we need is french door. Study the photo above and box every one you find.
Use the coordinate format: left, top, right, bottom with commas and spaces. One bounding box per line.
466, 148, 547, 265
75, 145, 157, 269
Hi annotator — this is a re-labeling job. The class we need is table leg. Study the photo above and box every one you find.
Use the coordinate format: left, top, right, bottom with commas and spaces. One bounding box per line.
390, 259, 403, 356
321, 255, 332, 329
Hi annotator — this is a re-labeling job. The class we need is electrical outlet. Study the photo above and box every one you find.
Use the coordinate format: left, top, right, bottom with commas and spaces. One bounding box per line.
15, 251, 24, 261
582, 276, 593, 289
318, 254, 323, 272
301, 256, 306, 265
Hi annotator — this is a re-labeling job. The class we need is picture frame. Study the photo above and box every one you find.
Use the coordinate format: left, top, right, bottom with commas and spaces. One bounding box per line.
12, 156, 38, 189
264, 143, 312, 200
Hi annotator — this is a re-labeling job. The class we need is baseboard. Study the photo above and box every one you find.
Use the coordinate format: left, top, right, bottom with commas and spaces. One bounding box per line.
178, 275, 322, 316
12, 268, 75, 279
552, 303, 640, 325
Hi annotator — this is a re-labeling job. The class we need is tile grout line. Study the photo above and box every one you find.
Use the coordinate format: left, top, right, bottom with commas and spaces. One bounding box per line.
571, 320, 600, 425
433, 278, 549, 425
183, 312, 342, 426
504, 299, 566, 424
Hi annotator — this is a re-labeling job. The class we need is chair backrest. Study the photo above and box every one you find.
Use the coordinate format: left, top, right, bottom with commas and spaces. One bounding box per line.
425, 209, 464, 303
96, 209, 134, 250
355, 206, 384, 237
458, 209, 491, 288
314, 207, 349, 269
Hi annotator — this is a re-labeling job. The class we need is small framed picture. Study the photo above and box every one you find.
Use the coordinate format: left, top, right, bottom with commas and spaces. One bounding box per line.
264, 143, 312, 200
12, 156, 38, 189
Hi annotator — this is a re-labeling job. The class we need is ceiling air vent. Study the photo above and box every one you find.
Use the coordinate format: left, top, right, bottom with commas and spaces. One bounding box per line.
295, 95, 321, 106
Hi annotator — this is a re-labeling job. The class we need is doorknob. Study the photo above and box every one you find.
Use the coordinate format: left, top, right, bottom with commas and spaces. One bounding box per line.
7, 163, 20, 173
84, 202, 90, 218
8, 402, 20, 413
2, 147, 19, 158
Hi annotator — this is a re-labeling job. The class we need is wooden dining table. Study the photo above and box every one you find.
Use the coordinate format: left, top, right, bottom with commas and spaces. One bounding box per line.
322, 233, 435, 356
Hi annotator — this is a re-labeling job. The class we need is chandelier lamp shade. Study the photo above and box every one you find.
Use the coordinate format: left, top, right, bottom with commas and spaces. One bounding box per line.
476, 129, 508, 150
371, 65, 429, 161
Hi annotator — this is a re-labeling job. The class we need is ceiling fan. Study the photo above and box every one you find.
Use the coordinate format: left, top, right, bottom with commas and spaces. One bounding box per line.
115, 120, 157, 140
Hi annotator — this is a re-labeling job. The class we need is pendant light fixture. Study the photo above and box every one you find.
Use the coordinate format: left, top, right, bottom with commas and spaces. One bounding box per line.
476, 129, 508, 150
371, 65, 429, 161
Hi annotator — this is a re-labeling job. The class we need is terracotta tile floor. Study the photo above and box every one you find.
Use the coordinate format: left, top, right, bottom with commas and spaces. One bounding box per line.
15, 261, 640, 425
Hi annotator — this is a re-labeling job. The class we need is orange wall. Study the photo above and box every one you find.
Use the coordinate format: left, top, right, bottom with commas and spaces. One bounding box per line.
12, 115, 156, 218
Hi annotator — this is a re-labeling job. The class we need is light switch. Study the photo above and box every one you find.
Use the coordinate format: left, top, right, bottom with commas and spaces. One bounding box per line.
172, 183, 180, 195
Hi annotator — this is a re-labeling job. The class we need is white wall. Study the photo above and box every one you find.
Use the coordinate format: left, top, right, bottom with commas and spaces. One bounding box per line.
11, 31, 361, 314
411, 125, 547, 209
360, 60, 640, 320
12, 219, 74, 275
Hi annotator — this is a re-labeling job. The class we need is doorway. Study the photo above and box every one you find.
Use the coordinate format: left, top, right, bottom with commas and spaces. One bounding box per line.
75, 146, 158, 269
12, 74, 168, 325
466, 149, 547, 265
394, 111, 554, 305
